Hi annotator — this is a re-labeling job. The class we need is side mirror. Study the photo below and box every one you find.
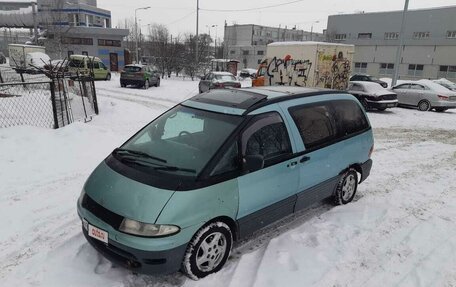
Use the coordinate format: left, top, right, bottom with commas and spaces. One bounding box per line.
243, 155, 264, 173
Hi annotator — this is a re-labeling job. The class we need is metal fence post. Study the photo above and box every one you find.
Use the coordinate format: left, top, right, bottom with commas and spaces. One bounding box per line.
50, 81, 59, 129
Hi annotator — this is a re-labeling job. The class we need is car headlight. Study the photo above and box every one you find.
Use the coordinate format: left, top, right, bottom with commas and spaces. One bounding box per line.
119, 218, 180, 237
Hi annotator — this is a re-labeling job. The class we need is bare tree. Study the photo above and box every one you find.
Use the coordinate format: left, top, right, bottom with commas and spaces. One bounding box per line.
182, 33, 212, 80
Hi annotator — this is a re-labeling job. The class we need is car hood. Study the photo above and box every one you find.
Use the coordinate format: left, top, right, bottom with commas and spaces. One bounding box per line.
83, 161, 175, 224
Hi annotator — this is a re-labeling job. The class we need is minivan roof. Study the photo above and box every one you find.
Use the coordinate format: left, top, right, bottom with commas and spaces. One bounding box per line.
183, 86, 342, 115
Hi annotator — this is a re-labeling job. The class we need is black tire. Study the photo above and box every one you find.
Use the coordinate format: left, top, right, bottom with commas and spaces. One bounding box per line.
120, 83, 126, 88
182, 222, 233, 280
334, 168, 358, 205
155, 79, 160, 87
106, 73, 111, 81
435, 108, 447, 113
377, 107, 387, 111
417, 100, 431, 111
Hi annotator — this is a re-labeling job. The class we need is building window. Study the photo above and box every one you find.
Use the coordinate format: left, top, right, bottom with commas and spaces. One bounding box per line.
97, 39, 121, 47
82, 51, 88, 56
257, 50, 264, 55
62, 37, 93, 45
67, 51, 74, 58
354, 62, 368, 74
438, 66, 456, 79
242, 50, 249, 55
413, 32, 430, 39
447, 31, 456, 39
408, 64, 424, 77
379, 63, 394, 75
230, 50, 235, 55
384, 32, 399, 40
335, 34, 346, 41
358, 33, 372, 39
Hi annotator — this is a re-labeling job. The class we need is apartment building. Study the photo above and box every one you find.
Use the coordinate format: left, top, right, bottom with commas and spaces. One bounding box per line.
224, 24, 324, 69
327, 6, 456, 81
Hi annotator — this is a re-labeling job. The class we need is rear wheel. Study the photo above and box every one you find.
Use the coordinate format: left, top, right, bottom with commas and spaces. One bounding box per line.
417, 100, 431, 111
182, 222, 233, 280
334, 168, 358, 205
435, 108, 447, 112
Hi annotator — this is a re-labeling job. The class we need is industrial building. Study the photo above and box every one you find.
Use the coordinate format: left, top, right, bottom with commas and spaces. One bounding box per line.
0, 0, 129, 71
326, 6, 456, 81
224, 24, 324, 69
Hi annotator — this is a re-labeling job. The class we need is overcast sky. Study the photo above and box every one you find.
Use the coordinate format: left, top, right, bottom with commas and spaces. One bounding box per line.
98, 0, 455, 41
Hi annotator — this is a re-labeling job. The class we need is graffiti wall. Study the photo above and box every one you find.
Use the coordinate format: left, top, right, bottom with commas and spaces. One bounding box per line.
314, 51, 351, 90
261, 55, 313, 87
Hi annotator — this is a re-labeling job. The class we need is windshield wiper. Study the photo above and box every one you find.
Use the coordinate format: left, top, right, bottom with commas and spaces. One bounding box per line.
153, 166, 196, 173
113, 148, 167, 163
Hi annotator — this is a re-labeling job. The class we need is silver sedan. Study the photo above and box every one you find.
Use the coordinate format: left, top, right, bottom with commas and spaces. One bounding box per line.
390, 79, 456, 112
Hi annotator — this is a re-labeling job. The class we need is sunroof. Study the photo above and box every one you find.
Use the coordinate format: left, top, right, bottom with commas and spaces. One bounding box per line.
190, 89, 267, 109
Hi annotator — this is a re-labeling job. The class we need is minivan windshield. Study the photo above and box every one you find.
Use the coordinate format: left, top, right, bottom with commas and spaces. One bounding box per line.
117, 105, 243, 176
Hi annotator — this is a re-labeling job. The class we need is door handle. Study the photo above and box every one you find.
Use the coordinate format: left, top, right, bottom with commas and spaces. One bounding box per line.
300, 156, 311, 163
287, 161, 298, 168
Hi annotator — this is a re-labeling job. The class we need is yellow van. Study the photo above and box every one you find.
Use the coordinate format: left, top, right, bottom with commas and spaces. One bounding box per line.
68, 55, 111, 80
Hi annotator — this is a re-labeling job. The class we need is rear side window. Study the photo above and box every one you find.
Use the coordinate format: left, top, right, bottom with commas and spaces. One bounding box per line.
290, 104, 337, 150
331, 100, 369, 136
290, 100, 370, 150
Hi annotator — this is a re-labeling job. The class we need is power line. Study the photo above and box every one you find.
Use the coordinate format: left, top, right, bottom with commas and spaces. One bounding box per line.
167, 11, 196, 26
200, 0, 306, 12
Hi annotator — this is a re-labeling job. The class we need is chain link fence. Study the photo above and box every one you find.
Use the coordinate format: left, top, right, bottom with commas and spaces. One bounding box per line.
0, 67, 98, 129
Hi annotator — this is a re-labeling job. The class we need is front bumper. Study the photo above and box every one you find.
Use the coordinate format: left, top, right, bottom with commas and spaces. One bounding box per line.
365, 99, 398, 109
82, 226, 187, 274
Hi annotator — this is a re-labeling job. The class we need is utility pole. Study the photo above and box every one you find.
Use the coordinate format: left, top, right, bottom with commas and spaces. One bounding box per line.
32, 2, 38, 44
392, 0, 409, 87
135, 6, 150, 64
195, 0, 199, 62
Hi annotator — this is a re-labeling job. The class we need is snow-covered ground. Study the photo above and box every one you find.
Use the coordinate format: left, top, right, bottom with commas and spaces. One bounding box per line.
1, 75, 456, 287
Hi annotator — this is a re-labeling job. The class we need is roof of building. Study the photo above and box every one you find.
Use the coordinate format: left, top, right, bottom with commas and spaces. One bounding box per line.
329, 5, 456, 17
268, 41, 354, 47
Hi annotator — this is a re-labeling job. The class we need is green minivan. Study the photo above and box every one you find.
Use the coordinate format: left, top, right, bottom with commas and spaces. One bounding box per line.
77, 86, 374, 279
68, 55, 111, 81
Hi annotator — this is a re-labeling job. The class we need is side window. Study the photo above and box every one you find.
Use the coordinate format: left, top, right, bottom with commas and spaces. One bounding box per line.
93, 62, 100, 69
331, 100, 370, 136
410, 84, 424, 90
242, 113, 292, 167
290, 104, 337, 150
211, 142, 239, 176
395, 84, 409, 90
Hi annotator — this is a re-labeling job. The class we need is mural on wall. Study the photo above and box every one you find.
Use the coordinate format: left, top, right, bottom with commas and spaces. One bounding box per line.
315, 51, 351, 90
263, 55, 312, 87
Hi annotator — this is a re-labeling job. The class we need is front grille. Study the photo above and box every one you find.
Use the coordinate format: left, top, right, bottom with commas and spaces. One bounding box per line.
81, 194, 124, 229
380, 94, 397, 101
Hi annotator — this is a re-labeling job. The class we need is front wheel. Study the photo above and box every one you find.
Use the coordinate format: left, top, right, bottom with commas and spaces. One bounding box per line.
106, 73, 111, 81
182, 222, 233, 280
377, 107, 387, 111
334, 168, 358, 205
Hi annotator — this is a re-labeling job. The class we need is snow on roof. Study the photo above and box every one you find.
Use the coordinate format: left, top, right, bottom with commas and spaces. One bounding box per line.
268, 41, 354, 47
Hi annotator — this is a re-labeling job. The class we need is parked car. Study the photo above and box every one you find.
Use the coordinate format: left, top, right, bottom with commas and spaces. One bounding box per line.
350, 74, 388, 88
433, 78, 456, 91
198, 71, 241, 93
239, 68, 257, 79
77, 86, 374, 279
120, 64, 160, 89
68, 55, 111, 81
347, 81, 398, 111
0, 52, 6, 64
391, 79, 456, 112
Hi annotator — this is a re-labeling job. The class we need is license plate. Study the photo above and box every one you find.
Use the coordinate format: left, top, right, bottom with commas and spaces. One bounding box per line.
88, 223, 109, 244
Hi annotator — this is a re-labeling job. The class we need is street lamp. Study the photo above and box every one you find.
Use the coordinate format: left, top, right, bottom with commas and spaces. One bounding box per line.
310, 21, 320, 41
135, 6, 150, 63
